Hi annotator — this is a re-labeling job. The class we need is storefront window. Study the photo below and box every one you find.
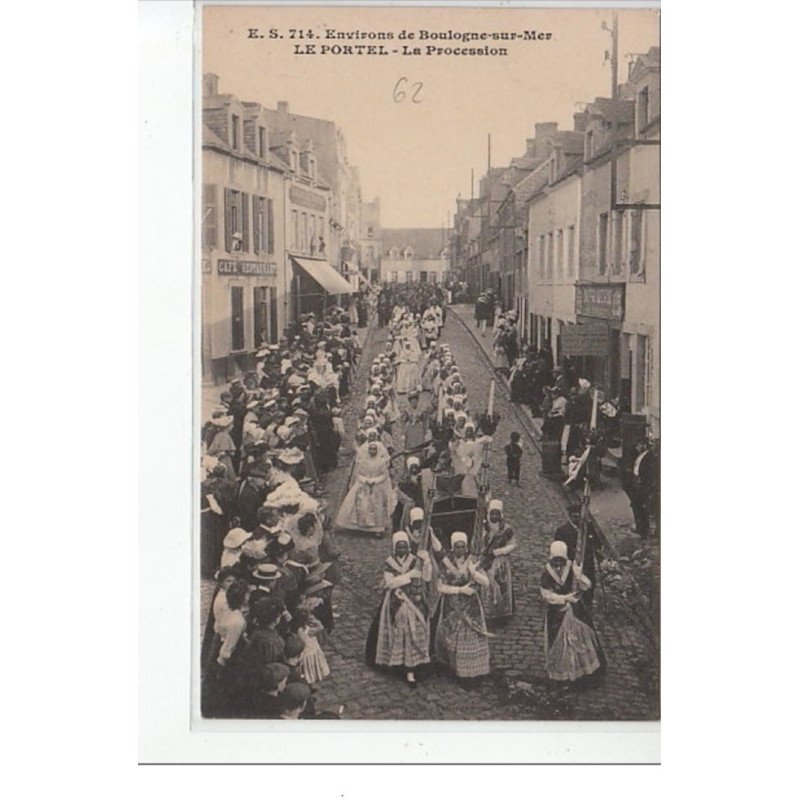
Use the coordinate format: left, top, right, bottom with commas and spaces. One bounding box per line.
253, 286, 269, 347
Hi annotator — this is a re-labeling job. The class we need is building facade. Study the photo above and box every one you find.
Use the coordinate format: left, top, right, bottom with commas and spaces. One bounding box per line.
202, 75, 288, 384
527, 129, 585, 363
381, 228, 451, 284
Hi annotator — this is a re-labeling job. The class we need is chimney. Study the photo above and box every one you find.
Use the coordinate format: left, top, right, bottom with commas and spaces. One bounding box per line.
203, 73, 219, 97
533, 122, 558, 159
573, 111, 587, 132
277, 101, 289, 114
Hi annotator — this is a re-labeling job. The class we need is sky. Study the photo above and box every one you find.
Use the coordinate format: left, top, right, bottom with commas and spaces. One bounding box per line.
203, 5, 659, 229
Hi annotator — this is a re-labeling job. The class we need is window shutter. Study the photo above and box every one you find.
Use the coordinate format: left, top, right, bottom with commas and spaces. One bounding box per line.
639, 212, 647, 277
203, 184, 217, 249
622, 211, 630, 273
241, 192, 249, 252
252, 196, 260, 254
595, 217, 601, 273
224, 188, 232, 253
267, 199, 274, 254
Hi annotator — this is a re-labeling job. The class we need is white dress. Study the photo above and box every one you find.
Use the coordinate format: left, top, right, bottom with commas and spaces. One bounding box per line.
298, 623, 330, 684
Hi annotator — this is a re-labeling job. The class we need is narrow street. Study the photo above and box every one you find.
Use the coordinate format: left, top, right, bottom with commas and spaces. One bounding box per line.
307, 313, 659, 720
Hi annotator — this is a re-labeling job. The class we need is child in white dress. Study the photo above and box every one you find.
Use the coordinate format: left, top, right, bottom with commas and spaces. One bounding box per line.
293, 609, 331, 685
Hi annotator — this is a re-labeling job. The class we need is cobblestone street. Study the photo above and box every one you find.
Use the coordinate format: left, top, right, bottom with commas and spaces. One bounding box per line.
200, 313, 660, 719
309, 314, 660, 720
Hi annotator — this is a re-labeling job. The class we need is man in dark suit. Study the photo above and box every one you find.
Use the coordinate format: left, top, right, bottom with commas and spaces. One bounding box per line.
626, 439, 655, 538
553, 500, 603, 613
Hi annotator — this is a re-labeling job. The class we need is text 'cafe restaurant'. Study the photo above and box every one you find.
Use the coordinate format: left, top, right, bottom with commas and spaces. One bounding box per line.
201, 255, 282, 385
201, 254, 356, 385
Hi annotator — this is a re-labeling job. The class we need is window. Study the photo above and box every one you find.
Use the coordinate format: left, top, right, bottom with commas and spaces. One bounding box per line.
253, 196, 263, 254
290, 150, 298, 171
629, 209, 644, 275
202, 184, 217, 249
367, 226, 374, 238
224, 188, 244, 253
253, 287, 269, 348
405, 271, 413, 283
231, 114, 240, 150
546, 232, 554, 280
555, 229, 563, 279
292, 210, 299, 249
566, 225, 575, 277
536, 235, 544, 278
612, 210, 624, 275
308, 157, 316, 179
258, 126, 267, 158
637, 86, 650, 133
231, 286, 245, 351
597, 213, 609, 274
549, 158, 557, 184
585, 129, 594, 160
301, 213, 308, 253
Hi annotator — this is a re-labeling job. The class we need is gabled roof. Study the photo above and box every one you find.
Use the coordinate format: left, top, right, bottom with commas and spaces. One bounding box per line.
629, 46, 661, 83
588, 97, 635, 126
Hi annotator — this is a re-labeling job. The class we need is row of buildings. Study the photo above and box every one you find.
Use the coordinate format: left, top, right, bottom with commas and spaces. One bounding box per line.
450, 47, 660, 435
201, 73, 382, 384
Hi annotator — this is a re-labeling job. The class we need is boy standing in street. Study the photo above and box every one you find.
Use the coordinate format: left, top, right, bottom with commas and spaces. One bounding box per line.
505, 431, 522, 485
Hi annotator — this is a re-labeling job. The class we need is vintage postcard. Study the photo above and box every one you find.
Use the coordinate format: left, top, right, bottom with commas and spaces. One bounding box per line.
197, 1, 660, 725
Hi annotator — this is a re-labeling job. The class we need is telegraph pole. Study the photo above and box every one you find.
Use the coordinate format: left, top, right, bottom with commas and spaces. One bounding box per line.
609, 11, 619, 217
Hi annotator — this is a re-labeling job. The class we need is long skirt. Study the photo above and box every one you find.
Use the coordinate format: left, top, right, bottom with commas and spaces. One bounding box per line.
544, 603, 602, 681
433, 594, 491, 678
480, 556, 514, 620
373, 591, 431, 669
494, 348, 509, 370
335, 480, 395, 533
396, 362, 420, 394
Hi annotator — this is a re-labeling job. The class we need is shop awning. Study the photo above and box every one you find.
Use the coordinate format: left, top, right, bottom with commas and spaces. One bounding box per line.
292, 257, 354, 295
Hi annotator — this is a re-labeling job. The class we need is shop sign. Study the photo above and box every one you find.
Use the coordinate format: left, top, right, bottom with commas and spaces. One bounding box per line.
217, 259, 277, 277
290, 186, 327, 212
560, 322, 610, 357
575, 283, 625, 321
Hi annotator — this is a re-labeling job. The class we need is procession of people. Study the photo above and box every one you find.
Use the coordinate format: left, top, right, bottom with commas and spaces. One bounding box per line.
199, 282, 611, 718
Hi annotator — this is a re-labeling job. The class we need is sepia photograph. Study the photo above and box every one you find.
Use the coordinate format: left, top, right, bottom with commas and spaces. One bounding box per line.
197, 2, 660, 724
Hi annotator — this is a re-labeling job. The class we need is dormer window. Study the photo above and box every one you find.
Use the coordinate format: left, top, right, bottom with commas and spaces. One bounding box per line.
308, 157, 316, 179
290, 149, 299, 171
585, 129, 594, 160
258, 126, 266, 158
231, 114, 240, 150
549, 157, 557, 184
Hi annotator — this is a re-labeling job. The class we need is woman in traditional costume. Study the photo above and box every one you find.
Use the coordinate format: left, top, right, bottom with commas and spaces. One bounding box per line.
473, 499, 516, 624
540, 540, 602, 682
400, 390, 429, 452
395, 339, 421, 395
433, 531, 492, 680
335, 440, 396, 536
421, 350, 441, 393
366, 531, 432, 686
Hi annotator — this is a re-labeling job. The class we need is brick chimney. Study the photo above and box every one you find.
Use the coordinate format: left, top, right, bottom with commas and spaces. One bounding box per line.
277, 101, 289, 114
203, 73, 219, 97
573, 111, 587, 132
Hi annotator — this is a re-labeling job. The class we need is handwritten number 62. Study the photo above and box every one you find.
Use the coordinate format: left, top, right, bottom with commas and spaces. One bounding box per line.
393, 77, 423, 104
